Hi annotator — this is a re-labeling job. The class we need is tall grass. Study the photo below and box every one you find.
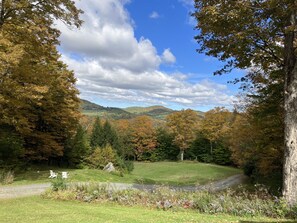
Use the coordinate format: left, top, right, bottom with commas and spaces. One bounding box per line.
0, 170, 14, 185
43, 183, 297, 219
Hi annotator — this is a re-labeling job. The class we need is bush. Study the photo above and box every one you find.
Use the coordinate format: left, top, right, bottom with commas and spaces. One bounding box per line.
51, 176, 67, 191
115, 156, 134, 173
0, 170, 14, 185
124, 160, 134, 173
87, 144, 117, 169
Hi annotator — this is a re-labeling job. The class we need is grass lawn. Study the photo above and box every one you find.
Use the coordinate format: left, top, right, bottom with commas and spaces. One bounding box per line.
10, 161, 241, 186
0, 196, 293, 223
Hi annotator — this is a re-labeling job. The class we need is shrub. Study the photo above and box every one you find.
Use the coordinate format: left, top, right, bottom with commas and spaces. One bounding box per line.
0, 170, 14, 185
115, 156, 134, 173
124, 160, 134, 173
51, 176, 67, 191
87, 144, 117, 169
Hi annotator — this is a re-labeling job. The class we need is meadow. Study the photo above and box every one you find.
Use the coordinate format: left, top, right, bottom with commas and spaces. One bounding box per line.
10, 162, 241, 186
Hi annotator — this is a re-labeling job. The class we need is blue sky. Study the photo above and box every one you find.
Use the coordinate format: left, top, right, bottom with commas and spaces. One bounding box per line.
57, 0, 244, 111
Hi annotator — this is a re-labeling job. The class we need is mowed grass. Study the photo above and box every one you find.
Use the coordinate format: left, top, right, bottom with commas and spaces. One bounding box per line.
11, 162, 241, 186
0, 196, 292, 223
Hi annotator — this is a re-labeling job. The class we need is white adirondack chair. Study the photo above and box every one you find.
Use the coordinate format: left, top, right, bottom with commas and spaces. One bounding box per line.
49, 170, 57, 178
61, 171, 68, 179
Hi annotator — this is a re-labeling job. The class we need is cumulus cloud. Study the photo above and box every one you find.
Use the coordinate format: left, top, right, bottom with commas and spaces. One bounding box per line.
149, 11, 160, 19
57, 0, 234, 108
161, 48, 176, 64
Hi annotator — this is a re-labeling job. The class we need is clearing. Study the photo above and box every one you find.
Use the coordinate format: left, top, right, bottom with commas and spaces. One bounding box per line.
10, 161, 241, 186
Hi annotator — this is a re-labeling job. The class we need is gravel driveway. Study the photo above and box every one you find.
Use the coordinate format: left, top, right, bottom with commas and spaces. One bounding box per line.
0, 174, 247, 199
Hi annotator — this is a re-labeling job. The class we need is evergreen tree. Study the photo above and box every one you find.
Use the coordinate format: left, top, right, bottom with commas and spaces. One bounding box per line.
154, 127, 179, 161
65, 124, 89, 167
90, 117, 104, 149
102, 120, 119, 150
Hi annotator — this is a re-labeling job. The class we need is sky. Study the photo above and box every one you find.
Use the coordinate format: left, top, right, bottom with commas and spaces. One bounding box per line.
57, 0, 244, 111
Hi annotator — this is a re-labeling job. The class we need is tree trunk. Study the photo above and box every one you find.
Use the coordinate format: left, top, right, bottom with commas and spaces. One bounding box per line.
210, 141, 213, 155
283, 10, 297, 206
180, 150, 184, 161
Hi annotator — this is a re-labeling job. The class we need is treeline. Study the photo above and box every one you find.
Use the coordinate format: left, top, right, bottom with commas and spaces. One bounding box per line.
0, 1, 82, 168
76, 104, 283, 180
70, 108, 244, 169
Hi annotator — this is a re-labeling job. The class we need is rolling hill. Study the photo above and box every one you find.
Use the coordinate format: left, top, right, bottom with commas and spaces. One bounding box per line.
80, 99, 135, 119
81, 99, 204, 120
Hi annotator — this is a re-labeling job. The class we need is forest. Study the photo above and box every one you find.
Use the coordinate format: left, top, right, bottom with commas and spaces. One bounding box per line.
0, 0, 297, 214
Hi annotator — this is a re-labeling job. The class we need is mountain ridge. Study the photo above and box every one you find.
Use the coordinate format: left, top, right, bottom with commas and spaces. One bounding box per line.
80, 99, 204, 120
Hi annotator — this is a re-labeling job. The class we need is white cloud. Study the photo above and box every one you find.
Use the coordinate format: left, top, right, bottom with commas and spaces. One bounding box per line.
149, 11, 160, 19
179, 0, 194, 8
161, 48, 176, 64
57, 0, 235, 109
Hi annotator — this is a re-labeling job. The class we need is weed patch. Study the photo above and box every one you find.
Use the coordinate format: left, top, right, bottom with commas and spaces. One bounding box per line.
43, 183, 297, 219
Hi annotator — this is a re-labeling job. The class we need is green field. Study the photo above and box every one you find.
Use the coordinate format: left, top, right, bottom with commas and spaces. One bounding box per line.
0, 196, 291, 223
10, 162, 241, 186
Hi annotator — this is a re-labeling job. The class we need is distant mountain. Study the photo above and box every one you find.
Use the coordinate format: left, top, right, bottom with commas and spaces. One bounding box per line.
124, 106, 174, 120
124, 105, 172, 114
81, 99, 204, 120
80, 99, 135, 119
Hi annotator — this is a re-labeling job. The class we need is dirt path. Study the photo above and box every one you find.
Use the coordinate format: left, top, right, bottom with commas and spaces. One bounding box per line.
0, 174, 247, 199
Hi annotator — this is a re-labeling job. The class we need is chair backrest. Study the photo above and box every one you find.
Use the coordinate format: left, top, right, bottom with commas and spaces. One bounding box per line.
62, 171, 68, 179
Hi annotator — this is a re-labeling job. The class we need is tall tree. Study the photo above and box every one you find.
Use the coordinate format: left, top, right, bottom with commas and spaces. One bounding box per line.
200, 107, 232, 155
166, 109, 200, 161
102, 120, 119, 150
0, 0, 83, 162
65, 124, 89, 167
129, 116, 157, 160
193, 0, 297, 205
90, 117, 104, 149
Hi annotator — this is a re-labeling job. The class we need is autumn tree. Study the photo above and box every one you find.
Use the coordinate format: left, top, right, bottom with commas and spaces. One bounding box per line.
0, 0, 82, 162
129, 116, 157, 160
166, 109, 200, 161
193, 0, 297, 205
200, 107, 232, 155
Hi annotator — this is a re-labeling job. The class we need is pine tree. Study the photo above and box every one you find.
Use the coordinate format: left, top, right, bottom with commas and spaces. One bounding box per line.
102, 120, 119, 150
65, 124, 89, 167
90, 117, 104, 149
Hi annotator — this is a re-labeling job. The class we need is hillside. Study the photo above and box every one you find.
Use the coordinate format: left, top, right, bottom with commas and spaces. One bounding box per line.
124, 105, 172, 114
125, 105, 204, 119
81, 99, 204, 120
80, 99, 135, 119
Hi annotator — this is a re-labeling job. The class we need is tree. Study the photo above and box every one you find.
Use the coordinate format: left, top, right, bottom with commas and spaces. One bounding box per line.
200, 107, 232, 155
166, 109, 200, 161
90, 117, 104, 149
193, 0, 297, 205
0, 1, 82, 162
129, 116, 157, 160
154, 127, 180, 161
102, 120, 119, 150
65, 124, 89, 167
114, 119, 134, 159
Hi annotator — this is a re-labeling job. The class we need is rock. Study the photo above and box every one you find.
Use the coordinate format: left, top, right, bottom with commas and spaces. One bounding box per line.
103, 162, 115, 172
